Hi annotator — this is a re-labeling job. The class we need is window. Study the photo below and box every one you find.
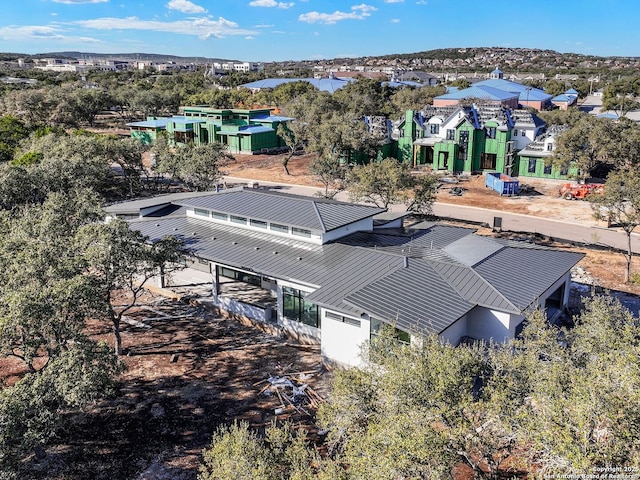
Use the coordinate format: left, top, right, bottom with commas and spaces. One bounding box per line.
194, 208, 209, 217
211, 211, 228, 221
544, 163, 552, 175
547, 143, 553, 151
250, 219, 267, 229
219, 266, 261, 287
528, 158, 537, 173
430, 123, 439, 135
521, 130, 526, 137
370, 318, 410, 344
458, 131, 469, 161
446, 129, 455, 140
485, 126, 496, 139
513, 129, 518, 136
292, 227, 311, 238
270, 223, 289, 234
283, 286, 319, 328
326, 311, 361, 327
230, 215, 247, 225
560, 165, 569, 176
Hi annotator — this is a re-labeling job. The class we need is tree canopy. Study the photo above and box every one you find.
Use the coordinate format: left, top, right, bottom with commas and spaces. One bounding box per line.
200, 296, 640, 478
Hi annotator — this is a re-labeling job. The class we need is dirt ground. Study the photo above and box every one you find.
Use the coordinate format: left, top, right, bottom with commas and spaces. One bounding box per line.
7, 291, 330, 480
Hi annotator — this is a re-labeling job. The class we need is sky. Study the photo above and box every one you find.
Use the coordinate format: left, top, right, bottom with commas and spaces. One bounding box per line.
0, 0, 638, 62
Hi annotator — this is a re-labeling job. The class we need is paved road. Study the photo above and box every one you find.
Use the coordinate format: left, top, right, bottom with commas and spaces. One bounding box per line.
223, 175, 640, 254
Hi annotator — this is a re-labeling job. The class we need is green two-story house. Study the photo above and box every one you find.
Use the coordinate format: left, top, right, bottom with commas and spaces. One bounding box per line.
392, 105, 546, 175
127, 107, 293, 154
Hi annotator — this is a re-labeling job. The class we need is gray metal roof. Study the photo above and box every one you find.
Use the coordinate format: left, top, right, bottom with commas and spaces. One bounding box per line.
474, 247, 584, 310
174, 188, 385, 232
105, 191, 216, 216
343, 259, 475, 335
443, 234, 504, 267
431, 261, 518, 313
126, 193, 584, 335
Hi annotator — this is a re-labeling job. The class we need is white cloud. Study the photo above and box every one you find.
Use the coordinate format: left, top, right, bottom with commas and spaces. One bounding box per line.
0, 24, 103, 43
299, 4, 377, 24
416, 0, 427, 4
245, 36, 254, 40
52, 0, 108, 4
74, 16, 256, 39
384, 0, 404, 3
166, 0, 206, 14
249, 0, 295, 8
391, 18, 400, 23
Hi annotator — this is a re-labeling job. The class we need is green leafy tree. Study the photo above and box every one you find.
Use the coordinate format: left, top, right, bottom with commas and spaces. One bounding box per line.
448, 78, 471, 89
199, 421, 341, 480
0, 190, 104, 371
553, 115, 616, 181
154, 141, 233, 192
309, 155, 348, 199
602, 80, 640, 117
388, 85, 446, 116
0, 341, 122, 474
0, 115, 30, 162
590, 166, 640, 282
406, 173, 439, 216
76, 219, 185, 355
348, 158, 415, 208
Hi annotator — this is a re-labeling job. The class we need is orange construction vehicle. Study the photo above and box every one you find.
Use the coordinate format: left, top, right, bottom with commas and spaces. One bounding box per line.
558, 183, 605, 200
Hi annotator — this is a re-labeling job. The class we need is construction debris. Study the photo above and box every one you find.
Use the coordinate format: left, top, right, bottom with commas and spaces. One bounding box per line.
256, 370, 325, 418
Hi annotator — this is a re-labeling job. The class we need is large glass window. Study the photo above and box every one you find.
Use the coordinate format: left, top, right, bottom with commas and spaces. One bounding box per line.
283, 286, 319, 328
446, 129, 455, 140
194, 208, 209, 217
485, 127, 496, 139
528, 158, 537, 173
430, 123, 439, 135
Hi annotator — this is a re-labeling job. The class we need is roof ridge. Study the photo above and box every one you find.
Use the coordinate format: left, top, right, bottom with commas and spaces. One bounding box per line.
428, 258, 520, 313
311, 200, 327, 233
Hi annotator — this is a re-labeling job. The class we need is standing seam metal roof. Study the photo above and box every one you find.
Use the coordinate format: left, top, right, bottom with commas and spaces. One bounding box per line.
126, 194, 583, 336
174, 189, 385, 232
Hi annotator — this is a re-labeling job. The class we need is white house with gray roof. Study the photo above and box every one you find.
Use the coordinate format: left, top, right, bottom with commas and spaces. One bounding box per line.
106, 188, 583, 367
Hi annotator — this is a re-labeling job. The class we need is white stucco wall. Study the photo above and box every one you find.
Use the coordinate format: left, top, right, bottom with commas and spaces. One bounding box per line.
438, 315, 468, 345
466, 306, 515, 343
322, 218, 374, 243
321, 309, 370, 367
536, 272, 571, 310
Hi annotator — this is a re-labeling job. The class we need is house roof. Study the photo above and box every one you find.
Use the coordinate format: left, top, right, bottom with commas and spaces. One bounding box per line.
435, 85, 519, 102
126, 118, 172, 129
474, 79, 552, 102
124, 192, 583, 336
239, 77, 356, 93
173, 188, 385, 233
